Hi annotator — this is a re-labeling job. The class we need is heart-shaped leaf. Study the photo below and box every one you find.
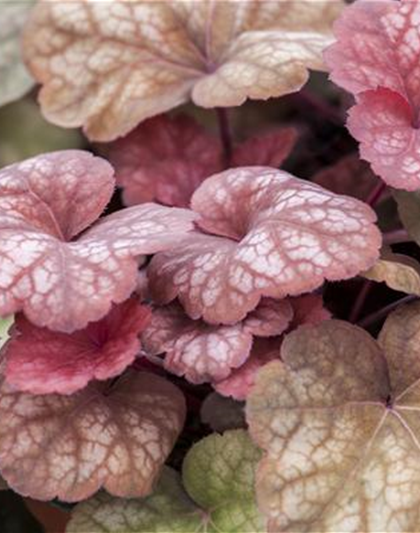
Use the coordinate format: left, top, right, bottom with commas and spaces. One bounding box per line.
325, 0, 420, 190
67, 430, 265, 532
23, 0, 341, 140
0, 371, 185, 502
108, 113, 297, 208
0, 2, 35, 107
0, 150, 195, 332
2, 298, 150, 395
247, 303, 420, 532
362, 251, 420, 296
148, 167, 381, 325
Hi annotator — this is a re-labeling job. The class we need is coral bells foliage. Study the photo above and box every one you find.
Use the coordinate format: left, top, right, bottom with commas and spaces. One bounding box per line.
325, 0, 420, 190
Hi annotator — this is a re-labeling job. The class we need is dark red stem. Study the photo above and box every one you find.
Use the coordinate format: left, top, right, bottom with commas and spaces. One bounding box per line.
349, 280, 373, 323
366, 182, 387, 207
358, 295, 418, 328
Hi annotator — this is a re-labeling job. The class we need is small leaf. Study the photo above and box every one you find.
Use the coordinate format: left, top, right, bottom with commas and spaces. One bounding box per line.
23, 0, 341, 140
2, 298, 150, 395
0, 2, 35, 107
362, 251, 420, 296
200, 392, 245, 433
0, 151, 195, 332
0, 371, 186, 502
247, 306, 420, 532
67, 430, 265, 533
393, 189, 420, 246
148, 167, 381, 325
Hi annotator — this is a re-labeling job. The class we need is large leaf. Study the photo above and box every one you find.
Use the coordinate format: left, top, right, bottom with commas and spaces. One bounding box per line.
0, 2, 35, 107
247, 302, 420, 532
2, 298, 150, 394
325, 0, 420, 190
0, 150, 195, 332
67, 430, 266, 532
148, 167, 381, 325
23, 0, 342, 140
0, 371, 185, 502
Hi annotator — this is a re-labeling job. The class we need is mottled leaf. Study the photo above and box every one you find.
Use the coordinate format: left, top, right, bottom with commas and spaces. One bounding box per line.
362, 251, 420, 296
24, 0, 341, 140
2, 298, 150, 395
148, 167, 381, 324
67, 430, 265, 532
200, 392, 246, 433
232, 128, 297, 168
0, 151, 195, 332
0, 371, 185, 502
247, 307, 420, 532
0, 1, 35, 107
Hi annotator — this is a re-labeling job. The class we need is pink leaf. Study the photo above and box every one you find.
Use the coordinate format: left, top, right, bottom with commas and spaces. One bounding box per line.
325, 0, 420, 190
289, 294, 332, 327
347, 89, 420, 190
148, 167, 381, 324
0, 150, 195, 332
232, 128, 297, 168
2, 298, 150, 395
243, 298, 293, 337
108, 115, 222, 208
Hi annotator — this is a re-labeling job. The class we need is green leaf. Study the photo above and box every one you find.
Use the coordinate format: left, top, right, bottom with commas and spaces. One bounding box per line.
0, 2, 35, 107
67, 430, 266, 533
393, 190, 420, 245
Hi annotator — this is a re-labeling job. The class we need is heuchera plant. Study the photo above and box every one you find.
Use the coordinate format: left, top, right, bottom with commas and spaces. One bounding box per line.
2, 0, 420, 532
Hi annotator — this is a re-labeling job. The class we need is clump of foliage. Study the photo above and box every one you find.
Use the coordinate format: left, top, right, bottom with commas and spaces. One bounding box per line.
0, 1, 419, 532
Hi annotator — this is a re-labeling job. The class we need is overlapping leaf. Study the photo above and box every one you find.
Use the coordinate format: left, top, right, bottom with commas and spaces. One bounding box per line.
0, 371, 185, 502
2, 298, 150, 395
362, 251, 420, 296
67, 430, 265, 532
0, 150, 195, 332
247, 303, 420, 532
148, 167, 381, 324
23, 0, 342, 140
325, 0, 420, 190
0, 2, 35, 107
108, 113, 297, 208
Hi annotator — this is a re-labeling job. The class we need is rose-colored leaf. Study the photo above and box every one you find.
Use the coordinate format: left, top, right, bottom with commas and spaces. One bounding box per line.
247, 306, 420, 532
2, 298, 150, 395
108, 115, 221, 208
23, 0, 341, 141
0, 151, 195, 332
289, 293, 331, 328
347, 89, 420, 190
243, 298, 293, 337
325, 0, 420, 190
0, 2, 35, 107
148, 167, 381, 325
312, 153, 379, 200
142, 302, 252, 383
232, 128, 297, 168
362, 251, 420, 297
0, 371, 185, 502
215, 337, 281, 401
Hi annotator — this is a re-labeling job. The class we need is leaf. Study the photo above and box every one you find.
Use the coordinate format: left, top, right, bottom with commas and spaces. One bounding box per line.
362, 251, 420, 297
148, 167, 381, 325
393, 189, 420, 246
109, 114, 297, 208
67, 430, 266, 533
247, 305, 420, 532
2, 298, 151, 395
312, 153, 380, 200
289, 293, 332, 328
23, 0, 341, 141
0, 316, 13, 350
200, 392, 246, 433
0, 150, 195, 332
0, 371, 185, 502
0, 1, 35, 107
325, 0, 420, 190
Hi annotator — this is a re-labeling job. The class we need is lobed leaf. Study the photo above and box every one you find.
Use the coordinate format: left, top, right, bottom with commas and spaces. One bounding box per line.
0, 151, 195, 332
0, 371, 185, 502
67, 430, 265, 532
23, 0, 341, 141
2, 298, 150, 395
247, 304, 420, 532
0, 1, 35, 107
148, 167, 381, 325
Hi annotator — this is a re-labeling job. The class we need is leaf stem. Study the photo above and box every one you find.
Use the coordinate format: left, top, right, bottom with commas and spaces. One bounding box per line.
382, 229, 411, 246
357, 294, 418, 328
349, 280, 373, 323
366, 181, 387, 207
216, 107, 233, 168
